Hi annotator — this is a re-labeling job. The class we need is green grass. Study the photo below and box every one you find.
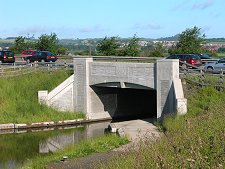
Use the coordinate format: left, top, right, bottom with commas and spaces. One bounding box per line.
0, 70, 84, 124
21, 134, 129, 169
96, 87, 225, 169
217, 52, 225, 58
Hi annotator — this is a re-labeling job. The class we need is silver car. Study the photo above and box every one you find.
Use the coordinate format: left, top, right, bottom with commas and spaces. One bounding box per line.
204, 58, 225, 71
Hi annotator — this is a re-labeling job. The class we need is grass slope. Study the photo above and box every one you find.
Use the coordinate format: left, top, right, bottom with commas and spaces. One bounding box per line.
0, 70, 84, 124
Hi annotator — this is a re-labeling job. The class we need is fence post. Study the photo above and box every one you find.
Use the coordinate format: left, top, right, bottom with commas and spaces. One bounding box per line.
199, 69, 205, 87
219, 70, 224, 91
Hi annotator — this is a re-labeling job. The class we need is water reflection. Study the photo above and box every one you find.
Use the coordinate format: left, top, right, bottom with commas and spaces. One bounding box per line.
0, 121, 110, 169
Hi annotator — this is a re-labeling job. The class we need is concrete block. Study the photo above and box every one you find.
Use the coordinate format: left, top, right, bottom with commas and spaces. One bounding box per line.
0, 123, 14, 130
38, 90, 48, 104
108, 123, 117, 133
76, 118, 84, 121
14, 124, 27, 129
177, 98, 187, 115
31, 121, 54, 128
117, 128, 126, 137
63, 120, 76, 124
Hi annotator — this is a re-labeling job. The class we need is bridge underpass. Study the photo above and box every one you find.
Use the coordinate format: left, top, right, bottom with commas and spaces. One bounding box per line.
91, 84, 156, 121
38, 57, 187, 121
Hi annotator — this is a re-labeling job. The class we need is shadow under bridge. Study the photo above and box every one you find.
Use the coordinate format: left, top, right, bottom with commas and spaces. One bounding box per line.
90, 82, 157, 121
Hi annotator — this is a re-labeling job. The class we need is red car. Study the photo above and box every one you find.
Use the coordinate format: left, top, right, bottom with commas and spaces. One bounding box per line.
24, 51, 58, 63
166, 54, 202, 68
21, 50, 36, 60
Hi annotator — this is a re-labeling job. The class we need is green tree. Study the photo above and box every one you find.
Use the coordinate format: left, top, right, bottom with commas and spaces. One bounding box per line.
56, 47, 67, 55
36, 33, 59, 53
218, 47, 225, 53
96, 36, 120, 56
13, 36, 26, 53
149, 43, 165, 57
169, 26, 206, 54
11, 36, 36, 53
123, 34, 140, 56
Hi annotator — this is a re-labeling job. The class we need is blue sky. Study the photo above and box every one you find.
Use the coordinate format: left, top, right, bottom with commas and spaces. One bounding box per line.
0, 0, 224, 39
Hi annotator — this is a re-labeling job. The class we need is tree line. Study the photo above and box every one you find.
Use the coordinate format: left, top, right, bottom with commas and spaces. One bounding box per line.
11, 33, 67, 55
10, 26, 218, 57
96, 27, 214, 57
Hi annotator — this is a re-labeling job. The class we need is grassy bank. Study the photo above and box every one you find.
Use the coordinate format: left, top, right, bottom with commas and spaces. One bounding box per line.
96, 87, 225, 168
21, 134, 128, 169
0, 70, 84, 124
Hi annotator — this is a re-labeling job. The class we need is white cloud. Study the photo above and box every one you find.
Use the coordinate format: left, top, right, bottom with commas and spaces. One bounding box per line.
173, 0, 214, 11
192, 0, 214, 10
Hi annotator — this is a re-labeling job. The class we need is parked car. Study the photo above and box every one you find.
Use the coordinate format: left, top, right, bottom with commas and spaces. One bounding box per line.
204, 58, 225, 71
21, 50, 36, 60
24, 51, 58, 63
196, 53, 212, 59
0, 50, 15, 63
166, 54, 202, 68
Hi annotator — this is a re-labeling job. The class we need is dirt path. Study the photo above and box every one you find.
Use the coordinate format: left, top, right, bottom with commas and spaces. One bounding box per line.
45, 150, 125, 169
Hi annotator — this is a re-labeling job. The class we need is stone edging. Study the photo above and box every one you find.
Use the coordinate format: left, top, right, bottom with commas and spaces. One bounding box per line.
0, 118, 111, 130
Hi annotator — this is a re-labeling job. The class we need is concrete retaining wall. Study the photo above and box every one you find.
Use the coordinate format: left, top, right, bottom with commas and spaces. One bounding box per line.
38, 74, 74, 112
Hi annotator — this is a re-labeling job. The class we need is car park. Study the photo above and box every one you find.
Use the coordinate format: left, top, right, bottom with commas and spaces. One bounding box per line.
24, 51, 58, 63
204, 58, 225, 71
166, 54, 202, 68
0, 50, 15, 63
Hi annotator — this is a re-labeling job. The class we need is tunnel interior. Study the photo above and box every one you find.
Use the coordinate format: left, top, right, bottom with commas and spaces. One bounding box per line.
91, 84, 157, 121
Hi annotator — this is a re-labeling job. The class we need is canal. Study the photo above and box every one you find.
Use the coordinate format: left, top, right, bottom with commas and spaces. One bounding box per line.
0, 121, 110, 169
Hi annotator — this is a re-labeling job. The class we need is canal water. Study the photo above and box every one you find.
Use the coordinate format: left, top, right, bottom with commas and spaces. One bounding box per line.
0, 121, 110, 169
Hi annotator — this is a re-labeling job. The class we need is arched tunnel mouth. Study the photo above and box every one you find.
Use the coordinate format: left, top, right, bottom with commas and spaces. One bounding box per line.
90, 83, 157, 121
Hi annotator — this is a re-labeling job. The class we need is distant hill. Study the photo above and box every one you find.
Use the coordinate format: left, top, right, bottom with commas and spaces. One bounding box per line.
206, 38, 225, 43
156, 34, 179, 41
6, 37, 17, 40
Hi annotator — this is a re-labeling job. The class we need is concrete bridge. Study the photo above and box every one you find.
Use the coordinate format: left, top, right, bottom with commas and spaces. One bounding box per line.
38, 57, 187, 121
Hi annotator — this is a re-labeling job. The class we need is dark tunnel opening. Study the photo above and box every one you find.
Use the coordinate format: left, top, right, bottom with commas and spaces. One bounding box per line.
91, 86, 157, 121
